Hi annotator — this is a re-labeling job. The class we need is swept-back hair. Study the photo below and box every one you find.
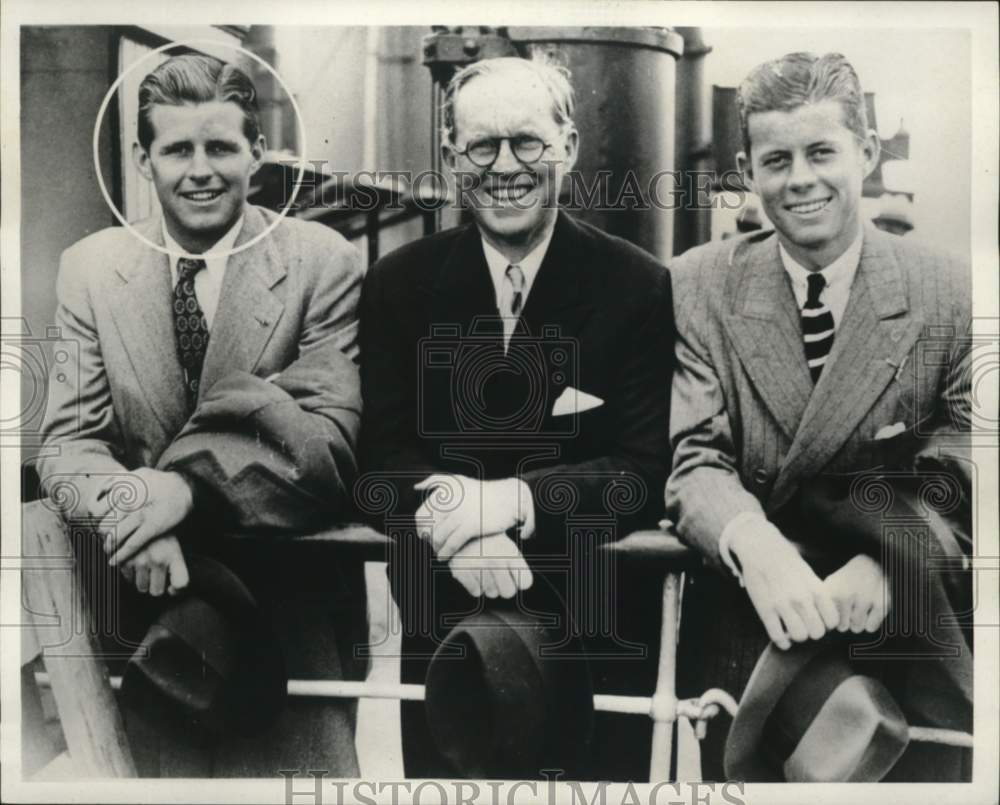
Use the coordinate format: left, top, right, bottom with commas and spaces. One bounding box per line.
440, 55, 576, 144
737, 52, 868, 155
137, 53, 261, 150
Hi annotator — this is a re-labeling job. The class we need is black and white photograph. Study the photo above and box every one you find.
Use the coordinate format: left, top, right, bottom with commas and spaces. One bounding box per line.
1, 2, 997, 803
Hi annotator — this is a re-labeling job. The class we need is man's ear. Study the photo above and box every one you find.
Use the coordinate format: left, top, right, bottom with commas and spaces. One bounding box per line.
440, 141, 458, 171
133, 142, 153, 181
248, 134, 267, 177
860, 128, 881, 179
736, 150, 755, 193
562, 125, 580, 171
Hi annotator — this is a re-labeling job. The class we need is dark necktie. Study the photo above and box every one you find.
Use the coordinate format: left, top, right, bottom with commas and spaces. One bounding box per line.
174, 257, 210, 410
802, 272, 835, 383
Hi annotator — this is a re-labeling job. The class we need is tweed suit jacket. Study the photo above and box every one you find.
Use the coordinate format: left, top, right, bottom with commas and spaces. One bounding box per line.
39, 204, 363, 529
665, 225, 972, 566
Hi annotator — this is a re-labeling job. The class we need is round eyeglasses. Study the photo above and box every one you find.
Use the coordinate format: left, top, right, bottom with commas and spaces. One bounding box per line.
452, 135, 553, 168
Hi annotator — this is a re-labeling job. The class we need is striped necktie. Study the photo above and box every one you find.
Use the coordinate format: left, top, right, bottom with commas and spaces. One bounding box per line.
802, 272, 835, 382
174, 257, 210, 409
500, 264, 525, 352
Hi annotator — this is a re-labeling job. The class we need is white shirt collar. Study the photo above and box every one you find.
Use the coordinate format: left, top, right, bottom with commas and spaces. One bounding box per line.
162, 215, 245, 285
480, 225, 556, 308
778, 227, 863, 297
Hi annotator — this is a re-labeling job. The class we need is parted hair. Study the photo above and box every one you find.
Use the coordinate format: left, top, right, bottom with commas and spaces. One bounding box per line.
440, 56, 576, 144
137, 54, 261, 150
737, 52, 869, 156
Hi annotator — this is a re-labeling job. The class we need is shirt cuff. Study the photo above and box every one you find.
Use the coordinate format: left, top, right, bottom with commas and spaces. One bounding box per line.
516, 478, 536, 539
718, 511, 770, 587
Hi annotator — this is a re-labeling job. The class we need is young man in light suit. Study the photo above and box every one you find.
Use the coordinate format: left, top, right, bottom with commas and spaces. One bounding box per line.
666, 52, 972, 780
38, 54, 364, 775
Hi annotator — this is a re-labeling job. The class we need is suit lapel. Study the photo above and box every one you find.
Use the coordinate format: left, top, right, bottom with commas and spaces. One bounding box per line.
518, 211, 592, 337
428, 213, 594, 337
107, 219, 188, 437
770, 228, 922, 508
425, 213, 595, 429
429, 222, 501, 337
721, 235, 814, 440
200, 206, 286, 392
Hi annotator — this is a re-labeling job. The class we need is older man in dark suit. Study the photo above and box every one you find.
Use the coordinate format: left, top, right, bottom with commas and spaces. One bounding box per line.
39, 53, 364, 776
666, 52, 972, 781
360, 56, 673, 779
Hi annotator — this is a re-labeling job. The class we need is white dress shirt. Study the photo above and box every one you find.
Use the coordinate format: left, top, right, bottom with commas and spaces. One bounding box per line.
480, 225, 555, 312
778, 228, 864, 326
162, 216, 244, 330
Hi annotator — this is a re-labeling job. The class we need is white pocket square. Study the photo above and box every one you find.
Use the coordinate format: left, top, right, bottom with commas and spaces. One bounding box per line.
874, 421, 906, 440
552, 386, 603, 417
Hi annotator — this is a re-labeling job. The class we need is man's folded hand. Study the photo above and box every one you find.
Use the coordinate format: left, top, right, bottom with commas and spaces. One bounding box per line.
731, 521, 840, 650
822, 553, 891, 634
101, 468, 195, 566
414, 474, 529, 561
447, 533, 534, 599
119, 533, 190, 597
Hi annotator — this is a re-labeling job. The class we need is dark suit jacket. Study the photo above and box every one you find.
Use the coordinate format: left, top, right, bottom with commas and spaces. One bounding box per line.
360, 211, 674, 781
359, 210, 673, 554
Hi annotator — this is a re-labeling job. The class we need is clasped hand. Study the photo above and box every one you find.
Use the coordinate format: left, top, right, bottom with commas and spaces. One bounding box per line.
98, 467, 194, 566
88, 467, 194, 596
735, 525, 890, 650
447, 533, 534, 599
413, 474, 527, 561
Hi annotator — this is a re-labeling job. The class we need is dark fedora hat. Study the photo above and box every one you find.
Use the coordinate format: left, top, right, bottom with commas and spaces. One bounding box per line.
724, 637, 909, 782
424, 601, 595, 780
120, 555, 287, 737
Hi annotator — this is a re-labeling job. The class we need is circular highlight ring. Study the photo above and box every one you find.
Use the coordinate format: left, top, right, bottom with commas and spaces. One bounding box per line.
92, 38, 309, 260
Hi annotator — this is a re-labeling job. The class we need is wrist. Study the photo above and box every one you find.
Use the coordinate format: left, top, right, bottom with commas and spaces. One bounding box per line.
510, 478, 535, 539
729, 519, 794, 571
171, 471, 198, 516
511, 478, 528, 527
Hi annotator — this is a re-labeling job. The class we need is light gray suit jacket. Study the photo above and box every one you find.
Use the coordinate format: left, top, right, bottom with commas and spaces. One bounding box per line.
665, 226, 971, 566
39, 204, 363, 527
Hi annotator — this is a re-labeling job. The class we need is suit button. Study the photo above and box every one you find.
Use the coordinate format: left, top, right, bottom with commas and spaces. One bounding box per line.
753, 468, 770, 485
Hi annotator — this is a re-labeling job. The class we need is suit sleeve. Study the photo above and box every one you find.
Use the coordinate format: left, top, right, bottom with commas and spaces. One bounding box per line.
357, 258, 438, 520
38, 245, 130, 490
914, 256, 974, 491
664, 261, 765, 567
519, 268, 674, 547
158, 232, 364, 532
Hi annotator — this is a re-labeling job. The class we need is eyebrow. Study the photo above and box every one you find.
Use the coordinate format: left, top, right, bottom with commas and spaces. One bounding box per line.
157, 136, 241, 152
758, 139, 839, 156
157, 139, 191, 153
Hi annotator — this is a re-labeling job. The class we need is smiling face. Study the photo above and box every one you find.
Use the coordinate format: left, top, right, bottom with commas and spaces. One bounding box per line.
446, 70, 578, 262
134, 100, 264, 254
739, 99, 879, 270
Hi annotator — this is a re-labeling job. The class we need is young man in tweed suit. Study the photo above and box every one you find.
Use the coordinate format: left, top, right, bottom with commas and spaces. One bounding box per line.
665, 52, 972, 780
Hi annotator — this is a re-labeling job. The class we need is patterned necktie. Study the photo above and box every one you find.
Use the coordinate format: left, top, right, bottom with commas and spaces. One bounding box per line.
500, 264, 525, 352
174, 257, 210, 409
802, 272, 835, 382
